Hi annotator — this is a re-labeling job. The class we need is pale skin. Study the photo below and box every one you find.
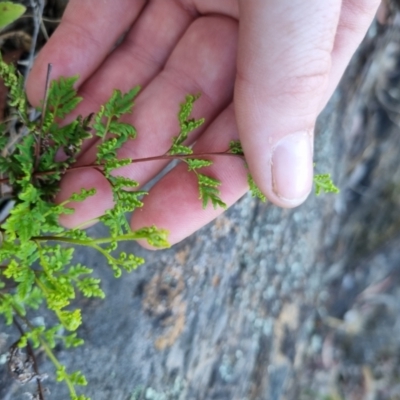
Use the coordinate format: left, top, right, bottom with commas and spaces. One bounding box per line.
26, 0, 381, 247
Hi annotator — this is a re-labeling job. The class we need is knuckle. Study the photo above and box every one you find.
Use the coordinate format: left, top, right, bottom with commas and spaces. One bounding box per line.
345, 0, 382, 16
62, 17, 103, 51
340, 0, 381, 34
276, 52, 331, 105
281, 70, 328, 100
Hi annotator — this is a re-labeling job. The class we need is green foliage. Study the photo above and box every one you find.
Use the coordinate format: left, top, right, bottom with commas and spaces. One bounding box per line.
228, 140, 266, 201
247, 174, 267, 202
0, 52, 26, 117
228, 140, 244, 155
197, 173, 227, 209
56, 365, 88, 386
186, 159, 213, 171
167, 95, 227, 209
0, 54, 169, 399
46, 76, 82, 120
0, 1, 26, 30
93, 87, 139, 141
168, 93, 204, 156
185, 157, 226, 209
0, 50, 338, 399
314, 173, 340, 195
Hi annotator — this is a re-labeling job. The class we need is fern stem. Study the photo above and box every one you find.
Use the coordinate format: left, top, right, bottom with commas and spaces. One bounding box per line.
0, 294, 78, 398
102, 115, 112, 142
39, 333, 78, 398
13, 317, 46, 400
35, 63, 52, 171
79, 150, 245, 168
0, 150, 245, 185
34, 231, 159, 246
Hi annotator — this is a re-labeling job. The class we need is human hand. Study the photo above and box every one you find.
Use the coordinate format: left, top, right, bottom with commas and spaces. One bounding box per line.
26, 0, 380, 246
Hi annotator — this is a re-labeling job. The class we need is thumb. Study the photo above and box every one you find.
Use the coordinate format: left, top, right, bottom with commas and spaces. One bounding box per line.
235, 0, 342, 207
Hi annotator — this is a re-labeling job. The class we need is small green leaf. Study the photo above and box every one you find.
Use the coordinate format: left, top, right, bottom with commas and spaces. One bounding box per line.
76, 277, 105, 299
0, 52, 26, 115
167, 94, 204, 155
314, 173, 340, 195
197, 174, 227, 210
247, 174, 266, 202
229, 140, 244, 155
69, 370, 88, 386
109, 121, 136, 138
58, 309, 82, 331
104, 86, 140, 118
186, 158, 213, 171
57, 366, 87, 385
168, 144, 193, 156
103, 158, 132, 175
0, 294, 15, 325
69, 188, 97, 202
109, 175, 139, 190
129, 226, 170, 249
64, 332, 85, 348
46, 75, 82, 119
178, 94, 200, 126
0, 2, 26, 30
197, 174, 220, 188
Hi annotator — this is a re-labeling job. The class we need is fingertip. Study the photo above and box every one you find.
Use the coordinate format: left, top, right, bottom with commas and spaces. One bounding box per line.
245, 131, 314, 209
270, 131, 313, 206
26, 0, 148, 106
26, 40, 78, 107
26, 56, 48, 107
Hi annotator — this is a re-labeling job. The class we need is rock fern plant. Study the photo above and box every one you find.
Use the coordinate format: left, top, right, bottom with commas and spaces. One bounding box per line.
0, 53, 338, 399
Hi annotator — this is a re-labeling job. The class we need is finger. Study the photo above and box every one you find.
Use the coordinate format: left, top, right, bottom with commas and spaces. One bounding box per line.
235, 0, 342, 208
26, 0, 147, 105
58, 16, 239, 228
130, 105, 248, 247
54, 0, 194, 154
322, 0, 381, 107
75, 0, 193, 115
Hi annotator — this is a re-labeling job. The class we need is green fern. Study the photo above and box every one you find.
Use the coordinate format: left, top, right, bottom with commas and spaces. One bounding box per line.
0, 52, 166, 399
168, 93, 204, 156
314, 173, 340, 195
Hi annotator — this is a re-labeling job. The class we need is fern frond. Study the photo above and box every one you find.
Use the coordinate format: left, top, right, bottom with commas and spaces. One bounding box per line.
314, 173, 340, 195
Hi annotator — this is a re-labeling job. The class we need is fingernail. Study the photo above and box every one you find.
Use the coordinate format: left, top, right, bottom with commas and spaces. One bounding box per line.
271, 132, 313, 205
